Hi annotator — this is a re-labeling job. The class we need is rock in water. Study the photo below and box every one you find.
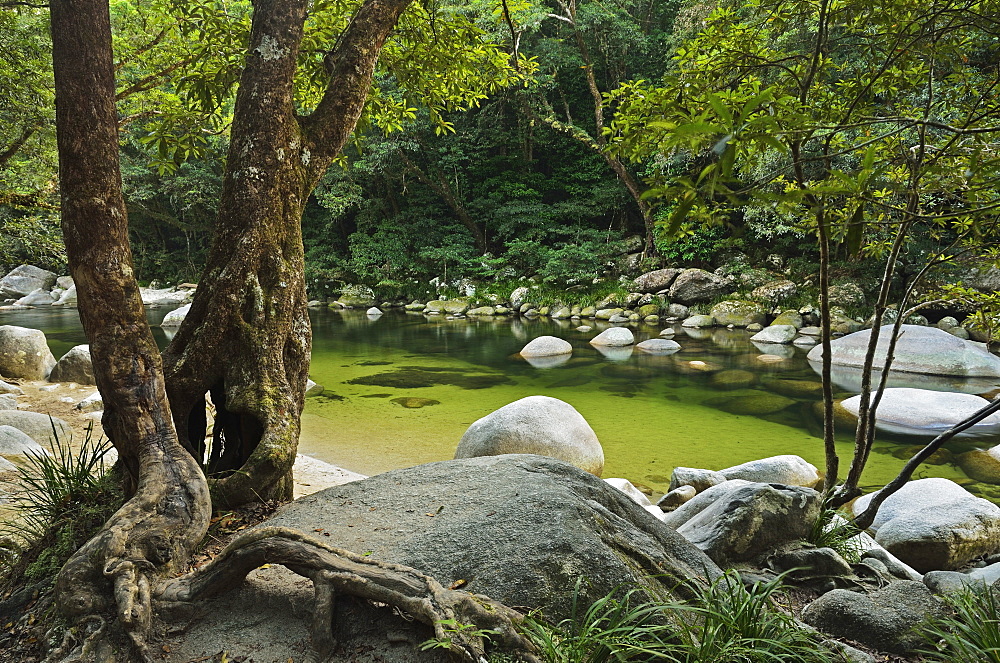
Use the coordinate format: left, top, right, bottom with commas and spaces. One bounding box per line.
589, 327, 635, 347
852, 477, 1000, 572
160, 303, 191, 327
841, 388, 1000, 438
709, 300, 767, 328
635, 339, 681, 354
263, 455, 722, 620
750, 324, 797, 344
49, 344, 95, 384
519, 336, 573, 357
0, 264, 57, 299
0, 325, 56, 380
807, 324, 1000, 377
719, 455, 820, 487
454, 395, 604, 476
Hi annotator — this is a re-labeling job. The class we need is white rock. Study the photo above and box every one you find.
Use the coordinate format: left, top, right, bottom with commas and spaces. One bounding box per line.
520, 336, 573, 358
635, 339, 681, 354
75, 391, 104, 412
0, 394, 16, 410
841, 388, 1000, 438
0, 325, 56, 380
719, 455, 820, 487
589, 327, 635, 347
750, 324, 797, 344
160, 303, 191, 327
0, 424, 47, 457
366, 307, 383, 316
0, 380, 22, 395
604, 478, 653, 507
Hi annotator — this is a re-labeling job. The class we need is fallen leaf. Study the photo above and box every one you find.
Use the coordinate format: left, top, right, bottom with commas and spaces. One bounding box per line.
449, 579, 467, 589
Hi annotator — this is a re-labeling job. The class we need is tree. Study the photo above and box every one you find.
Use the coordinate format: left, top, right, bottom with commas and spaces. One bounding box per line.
607, 0, 1000, 508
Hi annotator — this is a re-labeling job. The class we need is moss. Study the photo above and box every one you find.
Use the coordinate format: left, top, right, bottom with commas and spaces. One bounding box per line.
347, 367, 513, 390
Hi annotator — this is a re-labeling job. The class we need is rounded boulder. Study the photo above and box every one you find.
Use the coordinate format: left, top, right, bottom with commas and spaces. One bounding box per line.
0, 325, 56, 380
49, 344, 95, 384
520, 336, 573, 358
589, 327, 635, 347
454, 395, 605, 476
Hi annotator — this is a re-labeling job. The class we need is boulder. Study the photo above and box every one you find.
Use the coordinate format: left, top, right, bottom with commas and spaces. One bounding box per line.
454, 396, 605, 476
771, 310, 804, 328
769, 547, 854, 579
664, 303, 689, 320
336, 284, 376, 308
748, 324, 796, 345
802, 581, 947, 654
0, 393, 15, 410
681, 314, 715, 328
160, 303, 191, 327
264, 455, 723, 621
706, 392, 796, 415
508, 287, 530, 309
0, 456, 15, 473
957, 447, 1000, 483
751, 280, 797, 303
668, 481, 822, 566
0, 380, 22, 395
840, 388, 1000, 438
708, 369, 756, 390
719, 455, 820, 487
827, 283, 867, 309
635, 339, 681, 355
656, 485, 696, 509
589, 327, 634, 347
668, 467, 727, 493
604, 478, 666, 520
0, 425, 47, 458
520, 336, 573, 358
709, 300, 767, 328
365, 307, 383, 316
467, 306, 496, 316
52, 284, 77, 306
14, 288, 55, 307
807, 324, 1000, 377
852, 478, 1000, 571
425, 299, 469, 315
0, 325, 56, 379
49, 345, 95, 385
632, 268, 683, 293
0, 265, 57, 299
668, 268, 732, 304
75, 391, 104, 412
594, 308, 624, 321
0, 410, 70, 445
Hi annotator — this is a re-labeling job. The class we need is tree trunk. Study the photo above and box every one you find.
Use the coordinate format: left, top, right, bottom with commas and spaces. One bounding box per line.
48, 0, 211, 656
162, 0, 415, 508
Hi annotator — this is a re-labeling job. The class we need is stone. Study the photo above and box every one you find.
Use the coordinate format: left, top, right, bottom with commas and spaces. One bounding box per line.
827, 282, 867, 308
771, 310, 804, 328
750, 324, 797, 344
669, 481, 822, 566
719, 455, 820, 487
55, 275, 74, 290
659, 328, 675, 337
611, 314, 631, 323
575, 326, 592, 333
0, 380, 22, 395
49, 345, 95, 385
761, 378, 824, 399
0, 425, 47, 457
709, 300, 767, 328
589, 327, 634, 347
668, 268, 732, 304
801, 581, 947, 654
664, 303, 689, 320
14, 288, 55, 307
852, 478, 1000, 571
550, 307, 571, 319
336, 284, 377, 308
391, 397, 440, 409
0, 411, 70, 446
603, 478, 665, 520
808, 324, 1000, 377
0, 456, 15, 473
0, 394, 16, 410
656, 485, 696, 509
751, 279, 797, 303
0, 265, 57, 299
580, 306, 596, 318
707, 392, 796, 415
426, 299, 470, 315
745, 323, 763, 332
519, 336, 573, 358
840, 388, 1000, 438
681, 314, 715, 328
454, 396, 605, 476
958, 448, 1000, 484
508, 287, 530, 309
75, 391, 104, 412
668, 467, 728, 493
770, 547, 854, 578
160, 303, 191, 327
404, 302, 426, 311
265, 455, 723, 621
0, 325, 56, 379
365, 307, 383, 316
708, 370, 756, 390
594, 308, 624, 320
632, 268, 683, 293
52, 284, 77, 306
635, 339, 680, 354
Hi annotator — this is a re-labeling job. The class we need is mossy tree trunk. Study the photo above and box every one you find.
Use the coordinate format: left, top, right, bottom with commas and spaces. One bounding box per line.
48, 0, 211, 657
161, 0, 415, 508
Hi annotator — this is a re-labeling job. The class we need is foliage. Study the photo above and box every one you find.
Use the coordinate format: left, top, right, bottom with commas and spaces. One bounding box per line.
0, 426, 123, 585
919, 586, 1000, 662
420, 619, 501, 652
520, 573, 832, 663
807, 509, 863, 564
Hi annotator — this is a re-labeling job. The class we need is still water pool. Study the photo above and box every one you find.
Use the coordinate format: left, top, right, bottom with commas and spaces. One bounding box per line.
3, 306, 996, 499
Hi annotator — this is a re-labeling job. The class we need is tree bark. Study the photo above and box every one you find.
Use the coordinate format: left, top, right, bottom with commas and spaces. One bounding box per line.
48, 0, 211, 657
162, 0, 415, 508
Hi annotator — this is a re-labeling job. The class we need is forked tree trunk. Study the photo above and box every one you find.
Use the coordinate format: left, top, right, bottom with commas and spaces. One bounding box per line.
48, 0, 211, 657
161, 0, 415, 508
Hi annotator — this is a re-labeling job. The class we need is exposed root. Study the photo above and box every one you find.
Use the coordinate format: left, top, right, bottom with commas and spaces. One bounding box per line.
156, 526, 541, 662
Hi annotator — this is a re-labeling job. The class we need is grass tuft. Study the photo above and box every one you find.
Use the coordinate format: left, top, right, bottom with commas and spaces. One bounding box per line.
919, 586, 1000, 662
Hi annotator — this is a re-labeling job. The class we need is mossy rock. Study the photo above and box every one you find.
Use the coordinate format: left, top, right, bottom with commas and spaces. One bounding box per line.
771, 310, 804, 328
761, 378, 824, 399
709, 369, 757, 390
709, 300, 767, 328
595, 308, 624, 320
706, 392, 797, 415
391, 397, 441, 409
637, 304, 660, 318
348, 366, 512, 390
426, 299, 470, 315
957, 449, 1000, 483
890, 445, 954, 466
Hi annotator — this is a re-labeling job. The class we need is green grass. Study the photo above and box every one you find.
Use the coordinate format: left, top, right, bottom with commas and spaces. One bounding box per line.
919, 586, 1000, 662
519, 572, 833, 663
807, 508, 864, 564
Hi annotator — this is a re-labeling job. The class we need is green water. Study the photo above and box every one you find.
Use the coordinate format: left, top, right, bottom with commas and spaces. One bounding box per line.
3, 307, 995, 498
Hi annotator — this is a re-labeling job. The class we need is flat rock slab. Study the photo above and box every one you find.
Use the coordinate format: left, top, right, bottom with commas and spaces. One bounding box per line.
263, 455, 722, 621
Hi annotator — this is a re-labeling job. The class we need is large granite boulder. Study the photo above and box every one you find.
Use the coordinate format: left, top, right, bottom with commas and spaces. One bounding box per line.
454, 396, 605, 476
14, 288, 55, 307
807, 324, 1000, 377
0, 425, 47, 458
802, 581, 947, 654
852, 478, 1000, 572
827, 282, 867, 308
52, 284, 77, 306
0, 411, 70, 445
664, 481, 822, 566
632, 268, 683, 293
264, 455, 723, 620
49, 345, 95, 385
718, 455, 820, 487
709, 300, 767, 328
160, 303, 191, 328
0, 325, 56, 379
841, 388, 1000, 438
668, 269, 732, 304
0, 265, 57, 300
519, 336, 572, 358
335, 284, 376, 308
589, 327, 635, 347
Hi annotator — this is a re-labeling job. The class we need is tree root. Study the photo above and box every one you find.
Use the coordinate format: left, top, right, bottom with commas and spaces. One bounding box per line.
156, 526, 541, 662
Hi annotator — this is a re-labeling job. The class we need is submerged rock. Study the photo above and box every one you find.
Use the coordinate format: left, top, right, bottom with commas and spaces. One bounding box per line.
454, 395, 604, 476
391, 397, 440, 409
